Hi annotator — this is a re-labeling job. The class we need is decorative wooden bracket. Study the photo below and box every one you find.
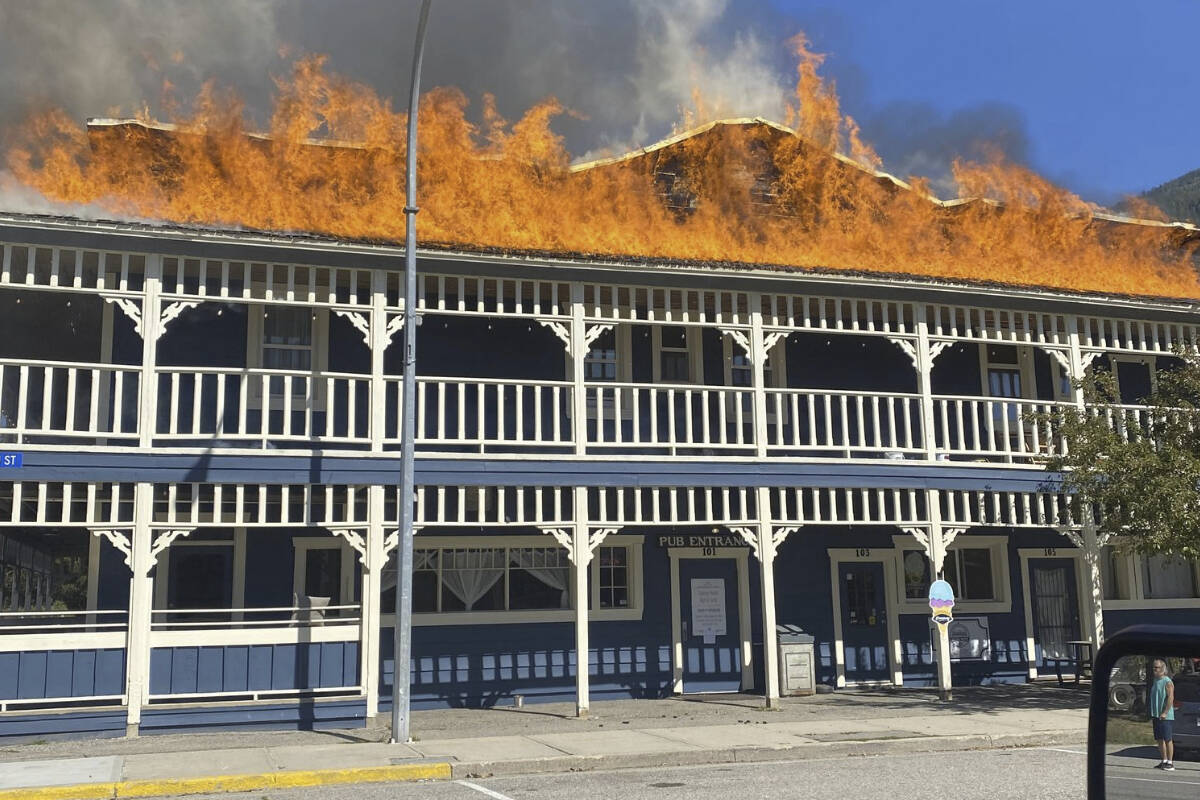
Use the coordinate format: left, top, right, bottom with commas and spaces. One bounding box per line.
728, 525, 760, 559
538, 526, 620, 565
159, 301, 201, 335
584, 324, 614, 349
149, 528, 196, 566
384, 314, 406, 346
539, 526, 575, 557
1047, 349, 1102, 379
772, 525, 799, 551
334, 310, 372, 348
588, 527, 621, 555
382, 526, 423, 557
101, 296, 143, 338
537, 320, 571, 351
718, 328, 784, 365
101, 297, 200, 341
888, 338, 951, 370
89, 528, 133, 570
329, 527, 368, 565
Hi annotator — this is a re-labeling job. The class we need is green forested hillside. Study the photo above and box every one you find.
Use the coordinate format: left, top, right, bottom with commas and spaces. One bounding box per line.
1139, 168, 1200, 224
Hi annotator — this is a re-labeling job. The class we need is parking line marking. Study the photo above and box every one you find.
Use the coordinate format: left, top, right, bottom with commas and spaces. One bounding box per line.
1039, 747, 1086, 755
456, 779, 516, 800
1112, 775, 1200, 786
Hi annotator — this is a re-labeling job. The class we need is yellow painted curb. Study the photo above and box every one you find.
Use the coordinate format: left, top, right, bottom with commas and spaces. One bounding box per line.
0, 762, 452, 800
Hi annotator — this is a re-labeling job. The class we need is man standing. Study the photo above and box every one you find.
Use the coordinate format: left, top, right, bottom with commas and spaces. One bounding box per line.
1150, 658, 1176, 770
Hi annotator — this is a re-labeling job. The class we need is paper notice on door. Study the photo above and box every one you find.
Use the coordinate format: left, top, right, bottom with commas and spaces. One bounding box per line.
691, 578, 727, 641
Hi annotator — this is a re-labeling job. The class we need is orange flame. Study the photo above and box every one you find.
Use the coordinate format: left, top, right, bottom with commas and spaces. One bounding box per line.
6, 40, 1199, 299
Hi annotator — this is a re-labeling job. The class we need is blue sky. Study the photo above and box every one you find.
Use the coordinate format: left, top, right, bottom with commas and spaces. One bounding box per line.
773, 1, 1199, 202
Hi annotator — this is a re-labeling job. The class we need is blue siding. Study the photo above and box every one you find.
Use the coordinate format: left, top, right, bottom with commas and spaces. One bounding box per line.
0, 708, 127, 741
150, 643, 360, 695
0, 649, 125, 700
378, 533, 760, 708
139, 698, 366, 734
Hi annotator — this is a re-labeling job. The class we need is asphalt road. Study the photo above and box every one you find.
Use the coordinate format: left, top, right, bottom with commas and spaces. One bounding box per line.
1105, 745, 1200, 800
161, 745, 1092, 800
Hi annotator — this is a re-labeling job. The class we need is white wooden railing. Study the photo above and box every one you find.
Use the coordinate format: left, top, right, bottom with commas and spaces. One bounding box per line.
0, 359, 140, 443
155, 366, 372, 447
585, 382, 756, 453
3, 357, 1176, 461
932, 396, 1069, 462
765, 388, 923, 456
387, 377, 574, 451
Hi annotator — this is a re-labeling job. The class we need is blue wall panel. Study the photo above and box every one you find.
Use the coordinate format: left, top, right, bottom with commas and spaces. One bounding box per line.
0, 649, 125, 700
150, 642, 360, 695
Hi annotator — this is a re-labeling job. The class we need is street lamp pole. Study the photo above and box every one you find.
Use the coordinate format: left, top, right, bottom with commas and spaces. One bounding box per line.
392, 0, 433, 744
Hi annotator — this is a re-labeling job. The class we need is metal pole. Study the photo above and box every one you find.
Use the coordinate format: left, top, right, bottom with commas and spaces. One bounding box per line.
392, 0, 432, 745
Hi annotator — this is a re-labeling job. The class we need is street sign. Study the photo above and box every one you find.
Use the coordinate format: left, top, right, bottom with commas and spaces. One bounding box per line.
0, 453, 22, 468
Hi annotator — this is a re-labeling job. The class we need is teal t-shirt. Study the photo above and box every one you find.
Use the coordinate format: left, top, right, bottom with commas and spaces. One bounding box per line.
1150, 676, 1175, 721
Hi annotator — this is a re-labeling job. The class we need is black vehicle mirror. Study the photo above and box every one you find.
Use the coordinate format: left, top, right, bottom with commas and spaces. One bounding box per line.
1089, 625, 1200, 799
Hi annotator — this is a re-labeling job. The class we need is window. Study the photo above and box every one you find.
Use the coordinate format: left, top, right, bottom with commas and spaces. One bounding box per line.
902, 550, 931, 600
1111, 356, 1156, 405
944, 548, 996, 601
405, 545, 570, 613
1142, 555, 1199, 599
246, 304, 329, 407
292, 538, 356, 612
980, 344, 1033, 400
585, 330, 618, 381
383, 537, 643, 621
657, 326, 692, 382
903, 548, 995, 602
596, 545, 629, 608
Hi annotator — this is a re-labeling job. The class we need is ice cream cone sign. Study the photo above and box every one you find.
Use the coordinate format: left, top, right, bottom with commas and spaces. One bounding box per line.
928, 579, 955, 632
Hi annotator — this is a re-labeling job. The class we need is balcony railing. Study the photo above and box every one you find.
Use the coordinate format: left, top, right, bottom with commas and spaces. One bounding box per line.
0, 359, 140, 444
765, 388, 923, 457
931, 396, 1069, 463
586, 382, 755, 454
2, 357, 1164, 463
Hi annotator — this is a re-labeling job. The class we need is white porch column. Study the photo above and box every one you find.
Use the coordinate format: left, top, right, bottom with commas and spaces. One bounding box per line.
915, 304, 939, 461
913, 489, 961, 702
749, 294, 770, 458
125, 483, 154, 736
572, 485, 591, 717
363, 486, 386, 718
124, 255, 164, 735
570, 283, 587, 456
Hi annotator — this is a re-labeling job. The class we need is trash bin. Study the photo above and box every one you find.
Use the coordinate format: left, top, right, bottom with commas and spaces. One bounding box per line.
777, 624, 816, 697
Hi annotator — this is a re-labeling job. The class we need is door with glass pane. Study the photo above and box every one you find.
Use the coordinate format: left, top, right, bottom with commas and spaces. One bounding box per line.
293, 539, 355, 619
1029, 558, 1080, 664
678, 558, 741, 693
838, 563, 890, 682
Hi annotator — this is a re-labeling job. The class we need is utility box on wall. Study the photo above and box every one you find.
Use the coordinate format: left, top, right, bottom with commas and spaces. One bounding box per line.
777, 624, 816, 696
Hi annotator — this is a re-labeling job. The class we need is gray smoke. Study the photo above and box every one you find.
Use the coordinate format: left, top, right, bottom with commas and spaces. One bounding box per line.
859, 102, 1033, 197
0, 0, 1047, 209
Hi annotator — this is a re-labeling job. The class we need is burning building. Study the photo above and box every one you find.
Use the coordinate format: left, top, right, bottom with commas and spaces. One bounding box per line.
2, 54, 1200, 738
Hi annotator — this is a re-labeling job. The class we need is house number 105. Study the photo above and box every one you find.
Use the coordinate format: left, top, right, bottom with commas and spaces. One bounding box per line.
856, 548, 871, 557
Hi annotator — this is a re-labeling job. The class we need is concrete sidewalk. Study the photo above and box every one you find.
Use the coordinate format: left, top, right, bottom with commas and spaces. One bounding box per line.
0, 686, 1090, 799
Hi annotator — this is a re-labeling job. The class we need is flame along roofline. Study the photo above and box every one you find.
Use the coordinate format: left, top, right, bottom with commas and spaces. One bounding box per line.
568, 117, 1200, 235
1, 210, 1198, 320
88, 117, 1200, 237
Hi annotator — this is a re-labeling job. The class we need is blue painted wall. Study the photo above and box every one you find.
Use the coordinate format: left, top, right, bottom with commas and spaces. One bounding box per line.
378, 530, 760, 708
0, 648, 125, 700
149, 642, 359, 695
140, 697, 366, 734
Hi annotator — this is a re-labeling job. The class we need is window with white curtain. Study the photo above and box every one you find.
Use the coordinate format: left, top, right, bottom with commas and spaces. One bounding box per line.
1143, 555, 1199, 599
382, 541, 640, 618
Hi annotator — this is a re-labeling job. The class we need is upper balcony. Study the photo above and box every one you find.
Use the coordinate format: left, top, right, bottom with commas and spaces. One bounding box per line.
0, 229, 1192, 466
